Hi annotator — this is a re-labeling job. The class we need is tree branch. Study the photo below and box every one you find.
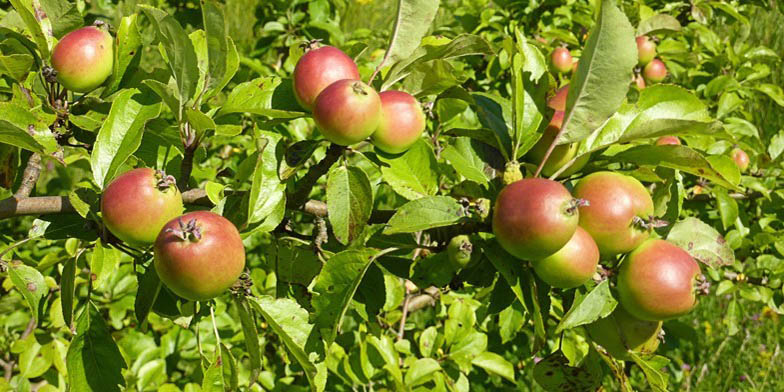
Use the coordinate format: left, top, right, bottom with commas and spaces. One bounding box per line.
287, 143, 345, 210
14, 153, 42, 198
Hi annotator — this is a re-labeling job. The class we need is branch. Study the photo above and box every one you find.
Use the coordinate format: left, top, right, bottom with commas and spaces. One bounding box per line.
287, 143, 345, 210
15, 153, 42, 198
179, 145, 197, 192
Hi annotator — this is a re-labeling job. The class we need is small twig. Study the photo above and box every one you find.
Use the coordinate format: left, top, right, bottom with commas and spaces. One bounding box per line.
15, 153, 42, 198
287, 143, 346, 210
397, 287, 412, 341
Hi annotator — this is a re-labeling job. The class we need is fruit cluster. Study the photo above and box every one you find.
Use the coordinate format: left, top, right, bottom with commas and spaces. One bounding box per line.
100, 168, 245, 301
492, 172, 702, 360
292, 44, 426, 154
636, 35, 667, 87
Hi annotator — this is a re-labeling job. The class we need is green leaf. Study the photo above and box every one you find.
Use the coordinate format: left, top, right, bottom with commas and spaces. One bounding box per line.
554, 280, 617, 333
559, 0, 637, 144
66, 303, 128, 392
769, 131, 784, 160
533, 352, 602, 392
102, 15, 142, 96
312, 249, 379, 343
471, 92, 513, 160
184, 108, 216, 139
471, 352, 515, 382
628, 353, 669, 392
201, 0, 228, 94
39, 0, 83, 39
247, 131, 285, 225
441, 137, 490, 184
0, 119, 45, 153
61, 251, 78, 329
217, 76, 305, 119
90, 88, 161, 188
611, 145, 739, 190
713, 187, 738, 231
140, 5, 199, 105
8, 0, 52, 59
510, 29, 548, 158
7, 262, 47, 322
0, 53, 34, 81
367, 335, 404, 388
142, 79, 180, 120
248, 296, 326, 392
404, 358, 441, 387
327, 166, 373, 245
220, 344, 239, 391
637, 14, 681, 36
383, 0, 441, 66
134, 264, 165, 331
384, 196, 464, 234
378, 139, 438, 200
201, 354, 224, 392
667, 217, 735, 268
756, 83, 784, 107
235, 297, 262, 385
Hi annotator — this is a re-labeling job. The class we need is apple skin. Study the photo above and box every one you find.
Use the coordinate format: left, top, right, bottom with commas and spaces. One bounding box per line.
547, 85, 569, 112
492, 178, 578, 260
636, 36, 657, 66
154, 211, 246, 301
551, 47, 573, 73
51, 26, 114, 93
371, 90, 426, 154
526, 111, 589, 178
313, 79, 381, 146
643, 59, 667, 83
617, 239, 701, 321
447, 235, 473, 270
101, 168, 183, 246
634, 74, 646, 89
731, 147, 749, 172
531, 227, 599, 289
573, 171, 654, 257
292, 46, 360, 111
656, 136, 681, 145
586, 306, 662, 360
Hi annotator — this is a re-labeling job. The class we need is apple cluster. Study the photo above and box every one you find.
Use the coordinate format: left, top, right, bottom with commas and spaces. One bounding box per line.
292, 44, 426, 154
492, 172, 702, 360
636, 35, 667, 87
100, 168, 245, 301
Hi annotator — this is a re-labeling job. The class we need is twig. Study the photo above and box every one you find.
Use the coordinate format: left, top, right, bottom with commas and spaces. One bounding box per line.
179, 145, 197, 192
534, 121, 570, 178
287, 143, 345, 210
15, 153, 42, 198
2, 318, 37, 380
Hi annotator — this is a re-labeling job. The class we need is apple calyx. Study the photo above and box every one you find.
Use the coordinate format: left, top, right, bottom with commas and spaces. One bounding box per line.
351, 81, 368, 95
565, 198, 590, 215
695, 274, 710, 296
300, 39, 323, 51
632, 215, 669, 230
165, 218, 203, 242
155, 170, 177, 191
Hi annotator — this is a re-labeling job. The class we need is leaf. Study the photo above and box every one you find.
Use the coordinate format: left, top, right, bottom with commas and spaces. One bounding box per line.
312, 249, 379, 343
769, 131, 784, 160
511, 30, 548, 158
628, 353, 669, 392
61, 251, 79, 329
637, 14, 681, 36
66, 303, 127, 392
558, 0, 637, 144
756, 83, 784, 107
235, 297, 261, 384
383, 0, 441, 66
134, 264, 164, 331
139, 5, 199, 104
90, 88, 162, 188
201, 355, 224, 392
102, 15, 142, 96
404, 358, 441, 387
327, 166, 373, 245
667, 217, 735, 268
471, 92, 513, 160
0, 53, 34, 81
713, 188, 738, 231
378, 139, 438, 200
218, 76, 304, 118
533, 352, 602, 392
248, 296, 326, 391
201, 0, 228, 93
0, 119, 45, 153
8, 0, 51, 59
441, 137, 490, 184
555, 280, 617, 333
39, 0, 82, 38
471, 352, 515, 382
7, 262, 47, 322
384, 196, 464, 234
611, 145, 739, 190
247, 131, 285, 225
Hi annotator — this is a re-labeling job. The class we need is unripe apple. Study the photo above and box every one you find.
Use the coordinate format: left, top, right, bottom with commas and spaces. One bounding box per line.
643, 59, 667, 83
51, 26, 114, 93
636, 36, 657, 66
492, 178, 579, 260
154, 211, 246, 301
292, 46, 360, 111
547, 85, 569, 112
101, 168, 183, 246
447, 235, 473, 270
526, 111, 589, 178
617, 239, 701, 321
313, 80, 381, 145
551, 47, 573, 74
656, 136, 680, 146
573, 171, 654, 257
731, 147, 749, 172
586, 306, 662, 360
531, 227, 599, 288
371, 90, 426, 154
